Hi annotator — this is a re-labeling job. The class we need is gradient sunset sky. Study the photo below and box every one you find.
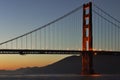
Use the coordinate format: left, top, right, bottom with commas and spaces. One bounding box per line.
0, 0, 119, 70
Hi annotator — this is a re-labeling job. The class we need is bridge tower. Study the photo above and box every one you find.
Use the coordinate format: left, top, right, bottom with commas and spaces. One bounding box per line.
82, 2, 94, 74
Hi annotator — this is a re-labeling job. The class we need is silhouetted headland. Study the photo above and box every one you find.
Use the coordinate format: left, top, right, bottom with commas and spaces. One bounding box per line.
0, 55, 120, 75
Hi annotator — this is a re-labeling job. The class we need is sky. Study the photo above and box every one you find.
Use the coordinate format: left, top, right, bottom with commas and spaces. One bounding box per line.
0, 0, 119, 70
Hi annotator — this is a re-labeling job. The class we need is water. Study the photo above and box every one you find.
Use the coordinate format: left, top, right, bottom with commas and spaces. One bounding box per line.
0, 74, 120, 80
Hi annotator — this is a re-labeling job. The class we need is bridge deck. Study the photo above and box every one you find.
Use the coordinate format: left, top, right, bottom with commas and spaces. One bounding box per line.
0, 49, 119, 55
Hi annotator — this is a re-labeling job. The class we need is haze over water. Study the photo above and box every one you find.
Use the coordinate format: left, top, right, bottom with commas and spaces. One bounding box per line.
0, 74, 120, 80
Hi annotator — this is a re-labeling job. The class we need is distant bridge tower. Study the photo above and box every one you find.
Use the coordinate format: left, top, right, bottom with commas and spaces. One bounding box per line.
82, 2, 94, 74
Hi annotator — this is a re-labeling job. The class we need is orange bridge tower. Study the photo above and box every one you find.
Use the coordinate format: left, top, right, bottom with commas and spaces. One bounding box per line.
82, 2, 94, 74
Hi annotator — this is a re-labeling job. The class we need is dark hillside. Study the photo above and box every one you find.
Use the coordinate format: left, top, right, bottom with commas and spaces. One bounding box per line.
0, 55, 120, 74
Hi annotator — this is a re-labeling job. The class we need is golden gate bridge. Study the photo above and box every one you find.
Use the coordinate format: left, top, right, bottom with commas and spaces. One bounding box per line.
0, 2, 119, 74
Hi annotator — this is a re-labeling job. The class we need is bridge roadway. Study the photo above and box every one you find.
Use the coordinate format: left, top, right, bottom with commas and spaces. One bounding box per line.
0, 49, 119, 55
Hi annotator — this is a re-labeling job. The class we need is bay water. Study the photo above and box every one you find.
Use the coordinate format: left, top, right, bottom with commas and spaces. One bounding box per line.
0, 74, 120, 80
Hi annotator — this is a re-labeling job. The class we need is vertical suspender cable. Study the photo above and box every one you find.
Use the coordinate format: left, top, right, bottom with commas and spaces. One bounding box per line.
100, 11, 103, 50
21, 37, 22, 49
26, 35, 27, 49
31, 33, 32, 49
35, 31, 37, 49
16, 39, 17, 49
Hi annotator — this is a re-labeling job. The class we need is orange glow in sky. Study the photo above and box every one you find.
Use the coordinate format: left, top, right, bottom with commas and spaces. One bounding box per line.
0, 55, 69, 70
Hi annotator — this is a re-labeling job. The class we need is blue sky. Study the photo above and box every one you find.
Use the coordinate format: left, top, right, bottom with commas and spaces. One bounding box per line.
0, 0, 119, 42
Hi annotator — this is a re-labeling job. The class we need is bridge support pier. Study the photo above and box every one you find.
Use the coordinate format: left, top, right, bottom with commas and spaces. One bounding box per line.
81, 2, 94, 75
81, 53, 94, 74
